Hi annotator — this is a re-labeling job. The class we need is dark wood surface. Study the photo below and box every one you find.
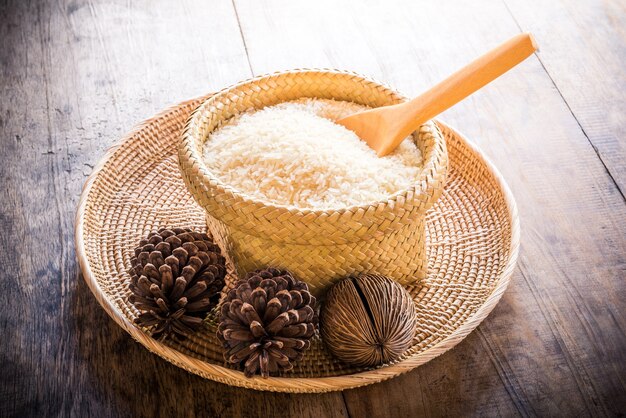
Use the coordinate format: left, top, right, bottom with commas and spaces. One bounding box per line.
1, 0, 625, 417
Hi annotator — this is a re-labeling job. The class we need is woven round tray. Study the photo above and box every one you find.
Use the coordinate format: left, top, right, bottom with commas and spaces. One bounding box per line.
75, 95, 519, 393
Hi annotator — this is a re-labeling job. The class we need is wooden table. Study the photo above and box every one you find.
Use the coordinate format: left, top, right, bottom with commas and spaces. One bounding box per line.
1, 0, 625, 416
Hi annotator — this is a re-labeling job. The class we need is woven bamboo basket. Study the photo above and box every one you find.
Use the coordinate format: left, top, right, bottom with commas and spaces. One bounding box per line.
179, 70, 448, 297
75, 91, 519, 393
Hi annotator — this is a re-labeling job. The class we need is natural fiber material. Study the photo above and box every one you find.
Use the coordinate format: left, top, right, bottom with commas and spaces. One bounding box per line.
179, 70, 448, 297
128, 227, 226, 341
218, 268, 317, 378
75, 91, 519, 393
321, 274, 417, 367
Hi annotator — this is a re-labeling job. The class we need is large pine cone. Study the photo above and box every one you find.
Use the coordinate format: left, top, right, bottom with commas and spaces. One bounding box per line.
217, 268, 318, 378
128, 227, 226, 341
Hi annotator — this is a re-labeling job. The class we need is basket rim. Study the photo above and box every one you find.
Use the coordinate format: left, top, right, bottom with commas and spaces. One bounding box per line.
75, 95, 520, 393
179, 68, 447, 217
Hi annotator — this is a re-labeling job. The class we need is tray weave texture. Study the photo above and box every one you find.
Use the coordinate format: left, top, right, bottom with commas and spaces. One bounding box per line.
179, 70, 448, 297
75, 95, 519, 393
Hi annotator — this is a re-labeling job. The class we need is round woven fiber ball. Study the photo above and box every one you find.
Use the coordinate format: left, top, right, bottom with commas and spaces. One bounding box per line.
321, 274, 417, 367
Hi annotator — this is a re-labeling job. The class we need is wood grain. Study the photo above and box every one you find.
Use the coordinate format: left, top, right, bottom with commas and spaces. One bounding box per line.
1, 0, 625, 416
503, 0, 626, 197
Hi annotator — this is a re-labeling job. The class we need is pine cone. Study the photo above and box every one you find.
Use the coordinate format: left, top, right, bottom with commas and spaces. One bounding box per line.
217, 268, 318, 378
128, 227, 226, 341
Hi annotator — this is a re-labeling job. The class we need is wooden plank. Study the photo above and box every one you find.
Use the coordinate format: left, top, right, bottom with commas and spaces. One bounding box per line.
0, 0, 348, 416
233, 0, 626, 416
503, 0, 626, 196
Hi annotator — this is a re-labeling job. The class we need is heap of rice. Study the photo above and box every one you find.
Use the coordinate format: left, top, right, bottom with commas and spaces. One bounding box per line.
202, 98, 422, 209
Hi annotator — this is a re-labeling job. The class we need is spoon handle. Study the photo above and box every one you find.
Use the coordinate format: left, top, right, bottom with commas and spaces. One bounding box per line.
388, 33, 537, 154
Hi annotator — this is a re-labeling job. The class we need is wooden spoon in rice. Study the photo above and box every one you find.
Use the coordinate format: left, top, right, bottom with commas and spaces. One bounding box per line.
337, 33, 538, 156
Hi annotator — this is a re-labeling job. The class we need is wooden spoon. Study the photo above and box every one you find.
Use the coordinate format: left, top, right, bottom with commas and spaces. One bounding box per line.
337, 33, 538, 156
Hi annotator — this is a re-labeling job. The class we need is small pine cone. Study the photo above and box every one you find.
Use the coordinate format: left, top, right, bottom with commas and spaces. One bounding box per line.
128, 227, 226, 341
217, 268, 318, 378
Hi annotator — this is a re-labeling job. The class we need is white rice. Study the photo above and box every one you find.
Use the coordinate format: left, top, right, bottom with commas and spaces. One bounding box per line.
202, 98, 422, 209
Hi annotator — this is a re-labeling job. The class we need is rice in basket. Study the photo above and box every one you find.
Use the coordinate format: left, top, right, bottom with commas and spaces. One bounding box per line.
202, 98, 423, 209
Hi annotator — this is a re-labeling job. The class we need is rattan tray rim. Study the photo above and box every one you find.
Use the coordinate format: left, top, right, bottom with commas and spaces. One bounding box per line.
74, 97, 519, 393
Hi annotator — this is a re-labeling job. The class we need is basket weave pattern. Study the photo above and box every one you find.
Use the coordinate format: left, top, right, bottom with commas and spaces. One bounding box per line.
75, 95, 519, 392
179, 70, 448, 296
